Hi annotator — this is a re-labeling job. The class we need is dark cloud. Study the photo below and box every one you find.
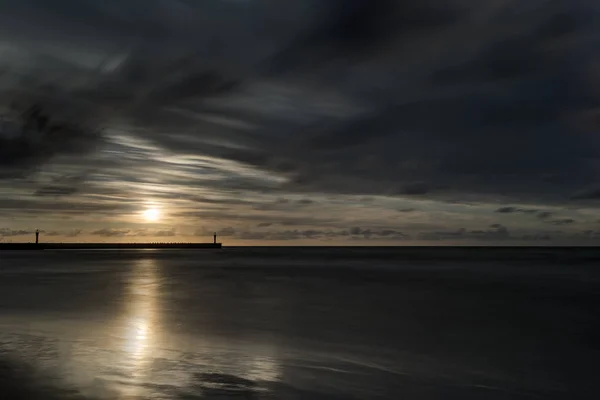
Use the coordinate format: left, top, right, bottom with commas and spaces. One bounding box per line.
196, 227, 236, 237
0, 103, 103, 179
231, 1, 600, 204
268, 0, 458, 74
176, 210, 338, 228
153, 230, 176, 237
549, 218, 576, 226
416, 224, 600, 243
91, 229, 130, 237
495, 207, 556, 220
1, 0, 600, 235
193, 225, 410, 241
397, 183, 430, 196
296, 199, 314, 205
133, 228, 177, 237
496, 207, 519, 214
571, 187, 600, 200
43, 229, 82, 237
231, 225, 600, 243
90, 228, 178, 238
0, 198, 132, 215
0, 228, 35, 237
419, 224, 510, 241
348, 227, 410, 240
219, 227, 236, 237
33, 186, 78, 197
521, 209, 540, 215
235, 227, 409, 241
520, 233, 553, 241
145, 71, 241, 105
397, 208, 416, 213
579, 230, 600, 240
33, 174, 90, 197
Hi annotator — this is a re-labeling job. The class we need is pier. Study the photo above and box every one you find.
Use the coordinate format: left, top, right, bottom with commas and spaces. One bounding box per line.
0, 242, 222, 250
0, 231, 222, 250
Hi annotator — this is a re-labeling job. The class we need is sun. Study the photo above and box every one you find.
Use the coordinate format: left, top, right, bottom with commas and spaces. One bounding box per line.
142, 208, 160, 222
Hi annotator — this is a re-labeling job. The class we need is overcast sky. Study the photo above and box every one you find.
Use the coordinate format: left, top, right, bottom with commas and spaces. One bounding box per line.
1, 0, 600, 245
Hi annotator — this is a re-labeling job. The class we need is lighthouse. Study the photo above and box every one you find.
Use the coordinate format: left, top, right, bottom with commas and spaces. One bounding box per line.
35, 229, 39, 244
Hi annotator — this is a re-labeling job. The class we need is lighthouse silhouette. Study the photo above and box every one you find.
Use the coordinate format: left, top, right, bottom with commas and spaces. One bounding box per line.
35, 229, 39, 244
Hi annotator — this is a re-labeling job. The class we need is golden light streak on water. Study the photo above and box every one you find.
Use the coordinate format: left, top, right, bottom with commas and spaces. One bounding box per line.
119, 256, 160, 396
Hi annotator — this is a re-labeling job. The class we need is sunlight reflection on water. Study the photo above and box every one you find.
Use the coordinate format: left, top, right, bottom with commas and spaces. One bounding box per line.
111, 256, 283, 398
119, 257, 159, 396
0, 253, 289, 398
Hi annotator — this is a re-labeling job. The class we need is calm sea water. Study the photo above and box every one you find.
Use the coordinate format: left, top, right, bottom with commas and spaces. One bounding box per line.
0, 247, 598, 399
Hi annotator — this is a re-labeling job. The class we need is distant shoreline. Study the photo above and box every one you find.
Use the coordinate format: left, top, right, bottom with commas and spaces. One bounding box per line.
0, 243, 222, 250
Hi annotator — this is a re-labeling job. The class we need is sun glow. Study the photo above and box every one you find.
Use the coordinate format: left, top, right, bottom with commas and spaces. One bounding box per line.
142, 208, 160, 222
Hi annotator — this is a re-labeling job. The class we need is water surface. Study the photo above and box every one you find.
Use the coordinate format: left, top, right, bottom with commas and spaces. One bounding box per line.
0, 247, 598, 399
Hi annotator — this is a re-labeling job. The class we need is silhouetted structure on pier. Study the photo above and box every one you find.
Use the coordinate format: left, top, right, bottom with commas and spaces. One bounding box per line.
35, 229, 39, 244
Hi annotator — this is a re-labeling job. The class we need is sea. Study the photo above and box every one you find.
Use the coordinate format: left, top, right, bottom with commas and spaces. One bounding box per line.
0, 247, 598, 399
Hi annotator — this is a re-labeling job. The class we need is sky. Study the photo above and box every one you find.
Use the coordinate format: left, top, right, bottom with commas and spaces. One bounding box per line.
1, 0, 600, 245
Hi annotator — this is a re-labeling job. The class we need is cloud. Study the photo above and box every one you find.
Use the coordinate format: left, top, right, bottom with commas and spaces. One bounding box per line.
260, 3, 596, 203
419, 224, 510, 241
178, 209, 339, 228
397, 183, 430, 196
154, 229, 176, 237
0, 197, 132, 215
218, 227, 236, 237
34, 186, 79, 197
194, 225, 410, 241
268, 0, 457, 75
244, 227, 410, 241
549, 218, 576, 226
133, 228, 177, 237
195, 227, 235, 237
496, 207, 520, 214
44, 229, 82, 237
495, 207, 555, 220
91, 228, 130, 237
33, 174, 90, 197
296, 199, 314, 205
0, 228, 35, 237
2, 0, 600, 245
347, 226, 409, 240
0, 103, 103, 179
537, 211, 554, 220
571, 187, 600, 200
1, 0, 597, 206
520, 233, 553, 241
90, 228, 180, 238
